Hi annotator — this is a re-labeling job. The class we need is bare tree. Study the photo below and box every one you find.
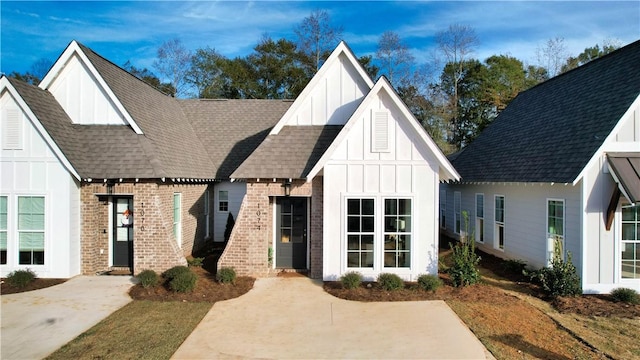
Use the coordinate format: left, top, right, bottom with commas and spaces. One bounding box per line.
294, 9, 343, 72
536, 36, 568, 78
153, 38, 192, 97
375, 31, 415, 87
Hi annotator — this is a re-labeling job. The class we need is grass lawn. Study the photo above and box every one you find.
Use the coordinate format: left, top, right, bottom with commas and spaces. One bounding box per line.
45, 301, 212, 360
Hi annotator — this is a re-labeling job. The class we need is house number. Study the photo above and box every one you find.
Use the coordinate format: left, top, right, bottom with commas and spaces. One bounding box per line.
256, 205, 262, 230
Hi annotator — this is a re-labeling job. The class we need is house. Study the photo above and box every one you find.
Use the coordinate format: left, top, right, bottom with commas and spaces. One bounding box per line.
440, 40, 640, 293
1, 40, 458, 281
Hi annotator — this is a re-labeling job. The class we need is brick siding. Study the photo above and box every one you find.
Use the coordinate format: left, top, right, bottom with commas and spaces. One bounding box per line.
80, 181, 212, 275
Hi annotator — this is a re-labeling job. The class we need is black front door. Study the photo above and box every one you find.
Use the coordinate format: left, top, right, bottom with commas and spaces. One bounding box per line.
276, 197, 308, 269
113, 197, 133, 268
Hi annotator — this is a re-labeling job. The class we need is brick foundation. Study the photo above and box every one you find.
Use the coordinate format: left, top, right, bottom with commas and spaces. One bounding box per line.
80, 181, 212, 275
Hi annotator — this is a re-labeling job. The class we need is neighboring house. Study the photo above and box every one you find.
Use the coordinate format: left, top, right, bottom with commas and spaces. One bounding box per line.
1, 40, 457, 280
441, 40, 640, 293
221, 42, 459, 280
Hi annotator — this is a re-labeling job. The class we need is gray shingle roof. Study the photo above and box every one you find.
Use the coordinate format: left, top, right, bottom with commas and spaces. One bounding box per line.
232, 126, 343, 179
78, 43, 216, 179
179, 99, 292, 179
451, 39, 640, 183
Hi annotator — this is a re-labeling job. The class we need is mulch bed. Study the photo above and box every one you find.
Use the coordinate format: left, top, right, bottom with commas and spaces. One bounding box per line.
1, 278, 67, 295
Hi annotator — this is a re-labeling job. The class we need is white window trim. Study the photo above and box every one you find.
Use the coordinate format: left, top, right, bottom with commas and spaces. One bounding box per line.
173, 193, 182, 248
439, 190, 446, 229
16, 195, 46, 266
494, 194, 505, 251
454, 191, 461, 235
0, 195, 8, 265
383, 197, 413, 269
475, 193, 484, 243
345, 197, 376, 270
204, 190, 210, 239
618, 202, 640, 281
546, 198, 565, 266
218, 190, 229, 213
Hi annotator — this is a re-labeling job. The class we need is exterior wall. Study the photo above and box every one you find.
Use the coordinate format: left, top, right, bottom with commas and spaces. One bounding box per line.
212, 181, 246, 242
218, 180, 323, 278
322, 89, 441, 281
441, 182, 582, 272
47, 53, 126, 126
1, 90, 81, 278
80, 181, 211, 275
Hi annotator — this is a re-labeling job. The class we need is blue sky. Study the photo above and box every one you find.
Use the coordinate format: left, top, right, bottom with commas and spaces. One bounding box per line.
1, 1, 639, 78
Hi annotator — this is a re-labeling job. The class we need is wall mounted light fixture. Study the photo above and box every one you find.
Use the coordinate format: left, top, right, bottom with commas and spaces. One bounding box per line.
283, 179, 292, 196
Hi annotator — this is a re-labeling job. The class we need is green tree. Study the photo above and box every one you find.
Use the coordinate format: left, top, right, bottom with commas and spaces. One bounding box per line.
186, 47, 228, 98
7, 57, 53, 85
357, 55, 379, 82
560, 41, 620, 73
123, 61, 176, 96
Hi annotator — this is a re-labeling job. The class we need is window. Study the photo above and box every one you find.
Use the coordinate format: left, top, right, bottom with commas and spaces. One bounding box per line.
346, 199, 375, 268
439, 190, 446, 228
454, 191, 461, 234
1, 196, 7, 264
218, 190, 229, 212
204, 190, 210, 238
18, 196, 45, 265
621, 205, 640, 279
476, 194, 484, 243
384, 199, 411, 268
547, 200, 565, 265
173, 193, 181, 246
495, 195, 505, 250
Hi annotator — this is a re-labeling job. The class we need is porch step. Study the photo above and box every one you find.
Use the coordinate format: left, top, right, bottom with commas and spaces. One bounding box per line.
276, 269, 308, 278
107, 267, 132, 276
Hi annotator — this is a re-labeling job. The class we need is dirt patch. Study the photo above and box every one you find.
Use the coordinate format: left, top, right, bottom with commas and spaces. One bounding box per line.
553, 295, 640, 318
129, 266, 254, 303
1, 278, 67, 295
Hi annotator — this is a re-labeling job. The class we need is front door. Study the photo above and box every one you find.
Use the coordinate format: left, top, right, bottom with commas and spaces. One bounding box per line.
112, 197, 133, 268
276, 197, 308, 269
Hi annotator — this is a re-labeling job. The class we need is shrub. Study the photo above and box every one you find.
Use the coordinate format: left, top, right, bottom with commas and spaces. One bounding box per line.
169, 270, 197, 292
136, 270, 159, 288
534, 249, 581, 297
503, 259, 527, 274
340, 271, 363, 289
216, 267, 237, 284
6, 269, 36, 288
187, 257, 204, 267
417, 274, 442, 292
377, 273, 404, 291
611, 288, 640, 304
447, 211, 481, 287
163, 265, 190, 281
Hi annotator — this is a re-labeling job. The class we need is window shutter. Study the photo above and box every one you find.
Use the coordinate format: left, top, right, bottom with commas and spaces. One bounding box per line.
2, 109, 22, 150
372, 111, 389, 152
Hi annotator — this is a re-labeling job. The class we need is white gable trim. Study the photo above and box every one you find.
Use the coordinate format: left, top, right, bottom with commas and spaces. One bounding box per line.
39, 40, 144, 135
306, 77, 460, 182
572, 94, 640, 185
270, 41, 375, 135
1, 77, 81, 181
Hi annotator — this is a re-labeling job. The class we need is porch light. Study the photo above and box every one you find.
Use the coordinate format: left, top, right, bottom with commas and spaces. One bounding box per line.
283, 179, 292, 196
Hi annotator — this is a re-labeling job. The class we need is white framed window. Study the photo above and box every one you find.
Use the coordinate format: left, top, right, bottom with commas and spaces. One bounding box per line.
475, 193, 484, 243
173, 193, 182, 247
383, 198, 412, 268
18, 196, 45, 265
621, 205, 640, 279
0, 196, 7, 265
495, 195, 505, 250
546, 199, 565, 265
439, 190, 446, 229
454, 191, 461, 234
204, 190, 210, 238
346, 198, 375, 268
218, 190, 229, 212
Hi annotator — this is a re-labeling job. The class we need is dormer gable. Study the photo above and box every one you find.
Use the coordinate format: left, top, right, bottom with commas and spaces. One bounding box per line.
271, 41, 374, 134
39, 41, 143, 134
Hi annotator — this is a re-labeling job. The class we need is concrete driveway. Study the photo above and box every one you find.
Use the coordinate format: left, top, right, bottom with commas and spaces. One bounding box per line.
173, 277, 493, 359
1, 275, 135, 360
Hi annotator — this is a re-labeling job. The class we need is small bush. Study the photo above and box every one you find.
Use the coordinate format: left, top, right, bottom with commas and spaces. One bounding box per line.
611, 288, 640, 304
447, 211, 481, 287
417, 274, 442, 292
216, 267, 237, 284
340, 271, 363, 289
6, 269, 36, 288
169, 270, 197, 292
534, 250, 581, 298
503, 259, 527, 274
187, 257, 204, 267
377, 273, 404, 291
163, 265, 190, 280
136, 270, 159, 288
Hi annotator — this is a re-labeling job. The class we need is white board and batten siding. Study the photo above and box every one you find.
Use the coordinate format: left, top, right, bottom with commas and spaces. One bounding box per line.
212, 182, 246, 242
1, 89, 81, 278
322, 89, 441, 281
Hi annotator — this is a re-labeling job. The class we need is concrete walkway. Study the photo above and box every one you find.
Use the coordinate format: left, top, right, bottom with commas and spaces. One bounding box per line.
1, 276, 135, 360
173, 277, 492, 359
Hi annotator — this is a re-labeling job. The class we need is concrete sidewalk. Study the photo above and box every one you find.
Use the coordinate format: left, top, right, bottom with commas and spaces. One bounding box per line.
1, 276, 135, 360
173, 277, 492, 359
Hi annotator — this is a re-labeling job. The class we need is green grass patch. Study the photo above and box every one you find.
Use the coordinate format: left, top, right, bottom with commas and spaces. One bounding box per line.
46, 301, 211, 360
